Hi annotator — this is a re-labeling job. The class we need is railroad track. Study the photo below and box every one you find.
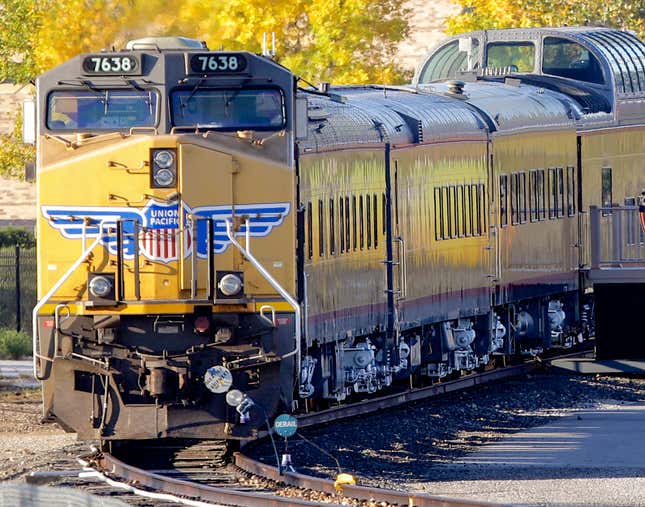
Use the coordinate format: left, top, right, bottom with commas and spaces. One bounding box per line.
37, 347, 593, 507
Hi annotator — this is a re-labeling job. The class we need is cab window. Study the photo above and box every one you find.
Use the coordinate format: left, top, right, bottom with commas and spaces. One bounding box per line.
542, 37, 604, 84
486, 42, 535, 72
46, 89, 158, 130
170, 88, 285, 130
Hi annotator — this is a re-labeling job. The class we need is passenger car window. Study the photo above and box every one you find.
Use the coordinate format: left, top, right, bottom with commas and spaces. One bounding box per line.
486, 42, 535, 72
542, 37, 604, 84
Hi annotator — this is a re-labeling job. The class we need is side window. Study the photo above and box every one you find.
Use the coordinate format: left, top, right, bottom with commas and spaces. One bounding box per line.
434, 187, 443, 240
352, 196, 357, 250
318, 199, 325, 257
542, 37, 604, 84
455, 185, 466, 238
510, 173, 519, 225
478, 183, 486, 234
537, 170, 546, 220
465, 185, 473, 237
359, 195, 365, 249
366, 194, 372, 249
500, 175, 508, 227
442, 187, 450, 239
529, 170, 537, 222
345, 196, 351, 251
329, 198, 335, 255
602, 167, 612, 214
307, 201, 313, 260
548, 168, 556, 219
448, 186, 456, 238
338, 197, 345, 253
557, 167, 564, 218
373, 194, 378, 248
566, 166, 576, 216
519, 172, 527, 223
381, 193, 387, 236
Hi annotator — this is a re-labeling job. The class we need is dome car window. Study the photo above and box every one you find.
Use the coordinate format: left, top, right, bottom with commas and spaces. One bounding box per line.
542, 37, 605, 84
486, 42, 535, 73
419, 41, 465, 82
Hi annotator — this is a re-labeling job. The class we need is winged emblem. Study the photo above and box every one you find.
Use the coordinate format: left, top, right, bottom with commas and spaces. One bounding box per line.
41, 200, 291, 264
188, 203, 291, 257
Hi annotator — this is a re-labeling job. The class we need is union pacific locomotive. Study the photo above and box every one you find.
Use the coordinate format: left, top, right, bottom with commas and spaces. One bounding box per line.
31, 28, 644, 441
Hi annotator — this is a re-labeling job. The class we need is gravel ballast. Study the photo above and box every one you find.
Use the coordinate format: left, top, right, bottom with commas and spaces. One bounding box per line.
248, 371, 645, 505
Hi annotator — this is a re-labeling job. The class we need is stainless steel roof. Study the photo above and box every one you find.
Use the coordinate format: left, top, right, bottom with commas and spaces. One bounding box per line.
298, 86, 489, 152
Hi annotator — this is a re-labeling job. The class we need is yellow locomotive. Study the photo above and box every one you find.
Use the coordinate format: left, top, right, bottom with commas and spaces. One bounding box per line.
30, 28, 644, 441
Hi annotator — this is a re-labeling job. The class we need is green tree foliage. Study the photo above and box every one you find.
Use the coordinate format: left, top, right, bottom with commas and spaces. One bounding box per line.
2, 0, 410, 85
0, 109, 35, 180
0, 0, 39, 82
447, 0, 644, 39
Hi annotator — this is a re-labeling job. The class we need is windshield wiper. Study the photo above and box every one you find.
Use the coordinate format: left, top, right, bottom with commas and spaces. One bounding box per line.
57, 78, 104, 99
181, 78, 204, 112
120, 76, 144, 91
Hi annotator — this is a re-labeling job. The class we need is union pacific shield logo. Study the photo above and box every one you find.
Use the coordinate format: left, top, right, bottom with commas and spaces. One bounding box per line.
140, 200, 181, 262
42, 199, 290, 264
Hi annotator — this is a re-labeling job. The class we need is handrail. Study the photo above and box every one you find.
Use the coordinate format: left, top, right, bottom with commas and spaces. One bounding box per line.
589, 205, 645, 269
33, 221, 108, 380
225, 218, 301, 387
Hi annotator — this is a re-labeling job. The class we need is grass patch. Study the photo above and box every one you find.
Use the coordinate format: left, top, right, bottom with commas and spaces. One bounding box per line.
0, 328, 32, 359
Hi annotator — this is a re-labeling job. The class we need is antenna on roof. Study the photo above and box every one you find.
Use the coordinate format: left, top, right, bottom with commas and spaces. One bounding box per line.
262, 32, 277, 59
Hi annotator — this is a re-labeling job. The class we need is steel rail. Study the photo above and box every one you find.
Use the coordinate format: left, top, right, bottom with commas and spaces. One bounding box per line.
234, 452, 503, 507
96, 452, 321, 507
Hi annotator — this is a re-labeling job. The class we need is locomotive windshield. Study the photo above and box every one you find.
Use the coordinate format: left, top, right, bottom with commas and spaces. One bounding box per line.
46, 89, 158, 130
170, 88, 285, 130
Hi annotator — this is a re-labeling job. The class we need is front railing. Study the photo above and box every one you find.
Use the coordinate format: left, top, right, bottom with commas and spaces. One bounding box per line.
590, 205, 645, 269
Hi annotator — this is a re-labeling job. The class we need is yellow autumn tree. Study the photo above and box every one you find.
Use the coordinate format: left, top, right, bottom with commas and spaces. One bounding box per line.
27, 0, 410, 84
447, 0, 644, 39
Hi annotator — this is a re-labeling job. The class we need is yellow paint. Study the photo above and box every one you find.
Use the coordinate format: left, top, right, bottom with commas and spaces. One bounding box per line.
37, 131, 295, 315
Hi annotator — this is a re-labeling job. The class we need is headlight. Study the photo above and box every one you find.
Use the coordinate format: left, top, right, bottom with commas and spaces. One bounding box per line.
153, 167, 175, 186
225, 389, 245, 407
150, 148, 176, 188
154, 150, 174, 169
89, 275, 113, 298
218, 273, 243, 297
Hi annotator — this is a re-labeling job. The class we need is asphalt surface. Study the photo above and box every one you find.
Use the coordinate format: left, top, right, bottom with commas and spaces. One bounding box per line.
0, 360, 38, 388
410, 402, 645, 506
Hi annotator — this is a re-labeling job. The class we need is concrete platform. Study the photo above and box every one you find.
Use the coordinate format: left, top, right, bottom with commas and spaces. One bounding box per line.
414, 402, 645, 506
551, 358, 645, 374
0, 360, 38, 388
0, 360, 32, 378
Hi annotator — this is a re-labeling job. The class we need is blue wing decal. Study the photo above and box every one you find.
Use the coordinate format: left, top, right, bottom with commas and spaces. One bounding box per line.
42, 200, 289, 262
188, 202, 291, 257
41, 205, 142, 257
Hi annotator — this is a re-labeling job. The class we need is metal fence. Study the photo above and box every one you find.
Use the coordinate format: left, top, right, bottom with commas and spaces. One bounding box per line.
590, 205, 645, 268
0, 246, 36, 334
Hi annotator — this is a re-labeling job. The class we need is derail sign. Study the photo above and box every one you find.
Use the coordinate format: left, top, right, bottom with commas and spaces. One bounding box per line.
274, 414, 298, 438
